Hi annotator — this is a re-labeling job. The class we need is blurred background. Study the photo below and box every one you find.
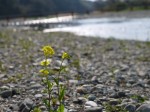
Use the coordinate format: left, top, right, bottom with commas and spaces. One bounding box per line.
1, 0, 150, 19
0, 0, 150, 41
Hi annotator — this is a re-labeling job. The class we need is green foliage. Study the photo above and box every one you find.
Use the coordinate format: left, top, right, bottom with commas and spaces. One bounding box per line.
130, 94, 148, 103
57, 104, 64, 112
35, 45, 70, 112
136, 56, 150, 62
94, 0, 150, 12
104, 103, 128, 112
32, 107, 42, 112
146, 41, 150, 47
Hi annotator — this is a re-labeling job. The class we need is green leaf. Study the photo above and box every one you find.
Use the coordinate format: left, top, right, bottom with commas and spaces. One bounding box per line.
47, 80, 53, 89
42, 89, 48, 93
49, 69, 59, 74
60, 66, 67, 73
57, 104, 64, 112
43, 99, 50, 108
32, 107, 42, 112
59, 85, 65, 101
54, 78, 59, 85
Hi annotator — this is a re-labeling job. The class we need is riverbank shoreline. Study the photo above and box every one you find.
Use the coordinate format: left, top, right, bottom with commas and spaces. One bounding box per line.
0, 29, 150, 112
81, 10, 150, 19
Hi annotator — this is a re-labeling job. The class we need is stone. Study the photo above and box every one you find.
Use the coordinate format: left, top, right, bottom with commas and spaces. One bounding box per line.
0, 85, 9, 90
68, 109, 78, 112
0, 89, 19, 98
19, 98, 34, 112
110, 91, 126, 98
88, 94, 96, 101
109, 99, 120, 105
85, 101, 98, 107
30, 83, 42, 89
85, 107, 102, 112
76, 86, 88, 94
136, 104, 150, 112
73, 97, 87, 105
125, 104, 136, 112
9, 104, 19, 111
91, 76, 99, 83
35, 94, 43, 98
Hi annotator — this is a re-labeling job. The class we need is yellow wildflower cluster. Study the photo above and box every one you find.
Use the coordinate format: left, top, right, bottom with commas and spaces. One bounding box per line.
39, 69, 49, 76
42, 45, 55, 57
40, 59, 51, 66
62, 52, 70, 59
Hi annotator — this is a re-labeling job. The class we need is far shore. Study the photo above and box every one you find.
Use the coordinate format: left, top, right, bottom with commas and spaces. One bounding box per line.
79, 10, 150, 19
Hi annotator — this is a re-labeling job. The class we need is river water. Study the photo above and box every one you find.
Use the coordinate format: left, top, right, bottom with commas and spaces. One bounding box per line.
43, 17, 150, 41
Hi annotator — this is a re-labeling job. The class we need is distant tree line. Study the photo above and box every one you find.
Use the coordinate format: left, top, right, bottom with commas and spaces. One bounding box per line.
0, 0, 91, 19
94, 0, 150, 12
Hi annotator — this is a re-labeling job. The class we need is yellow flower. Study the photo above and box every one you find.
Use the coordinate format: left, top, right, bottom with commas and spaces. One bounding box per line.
62, 52, 70, 59
42, 45, 55, 57
39, 69, 49, 75
40, 59, 51, 66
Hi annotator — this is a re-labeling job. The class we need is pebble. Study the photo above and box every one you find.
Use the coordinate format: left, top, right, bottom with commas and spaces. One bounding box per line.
19, 98, 34, 112
29, 83, 42, 89
136, 104, 150, 112
125, 104, 136, 112
0, 89, 19, 98
85, 101, 98, 107
35, 94, 43, 98
88, 94, 96, 101
85, 107, 102, 112
76, 86, 88, 94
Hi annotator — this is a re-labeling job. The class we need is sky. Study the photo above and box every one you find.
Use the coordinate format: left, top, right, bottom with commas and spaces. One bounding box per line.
86, 0, 96, 2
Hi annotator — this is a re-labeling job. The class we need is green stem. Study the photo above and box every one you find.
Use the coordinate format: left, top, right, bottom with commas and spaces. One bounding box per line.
46, 76, 51, 111
45, 56, 51, 111
57, 59, 64, 111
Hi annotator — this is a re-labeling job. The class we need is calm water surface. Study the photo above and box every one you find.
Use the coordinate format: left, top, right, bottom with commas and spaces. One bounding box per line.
44, 17, 150, 41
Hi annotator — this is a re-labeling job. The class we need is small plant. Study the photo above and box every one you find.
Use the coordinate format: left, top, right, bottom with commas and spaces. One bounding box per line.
36, 45, 70, 112
104, 102, 128, 112
130, 94, 148, 103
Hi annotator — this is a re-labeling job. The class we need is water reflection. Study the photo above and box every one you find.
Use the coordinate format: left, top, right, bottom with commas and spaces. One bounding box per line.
44, 17, 150, 41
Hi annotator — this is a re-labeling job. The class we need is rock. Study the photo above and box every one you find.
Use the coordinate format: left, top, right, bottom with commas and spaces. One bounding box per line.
109, 99, 120, 105
85, 101, 98, 107
22, 106, 30, 112
19, 98, 34, 112
0, 85, 9, 90
110, 91, 126, 98
0, 89, 19, 98
125, 104, 136, 112
85, 107, 102, 112
68, 109, 78, 112
56, 60, 68, 66
88, 94, 96, 101
0, 74, 6, 79
76, 86, 88, 94
91, 76, 99, 84
9, 104, 19, 111
69, 80, 78, 84
136, 104, 150, 112
35, 94, 43, 98
132, 81, 145, 88
30, 83, 42, 89
73, 97, 87, 105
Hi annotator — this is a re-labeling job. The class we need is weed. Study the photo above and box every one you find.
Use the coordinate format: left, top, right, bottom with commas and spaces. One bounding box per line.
34, 45, 70, 112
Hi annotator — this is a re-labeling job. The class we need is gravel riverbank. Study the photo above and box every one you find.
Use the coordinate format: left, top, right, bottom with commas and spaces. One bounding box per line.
0, 29, 150, 112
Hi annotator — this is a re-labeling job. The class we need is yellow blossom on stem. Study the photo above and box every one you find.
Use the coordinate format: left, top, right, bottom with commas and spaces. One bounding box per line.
40, 59, 51, 66
62, 52, 70, 59
42, 45, 55, 57
39, 69, 49, 76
